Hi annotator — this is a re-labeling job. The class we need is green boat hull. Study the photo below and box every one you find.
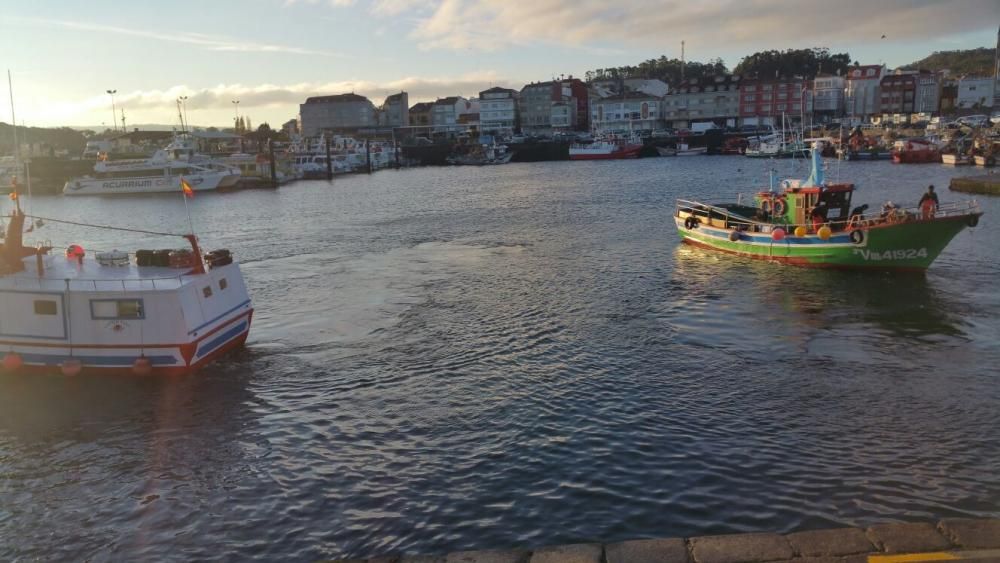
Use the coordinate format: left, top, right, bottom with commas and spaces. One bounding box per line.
675, 213, 981, 271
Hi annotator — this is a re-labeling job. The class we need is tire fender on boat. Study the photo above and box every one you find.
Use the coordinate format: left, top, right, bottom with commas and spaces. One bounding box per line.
773, 198, 788, 216
967, 214, 979, 228
849, 229, 865, 244
728, 230, 740, 242
684, 216, 699, 230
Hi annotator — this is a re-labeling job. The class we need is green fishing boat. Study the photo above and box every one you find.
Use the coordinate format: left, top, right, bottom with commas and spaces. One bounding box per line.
675, 144, 983, 271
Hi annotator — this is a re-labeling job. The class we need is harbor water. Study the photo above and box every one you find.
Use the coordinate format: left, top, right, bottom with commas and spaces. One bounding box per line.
2, 157, 999, 560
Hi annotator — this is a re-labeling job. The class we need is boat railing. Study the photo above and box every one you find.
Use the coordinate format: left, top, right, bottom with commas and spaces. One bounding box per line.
7, 273, 192, 292
676, 199, 981, 233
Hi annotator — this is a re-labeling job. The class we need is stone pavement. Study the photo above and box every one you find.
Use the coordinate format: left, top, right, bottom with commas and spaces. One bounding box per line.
329, 517, 1000, 563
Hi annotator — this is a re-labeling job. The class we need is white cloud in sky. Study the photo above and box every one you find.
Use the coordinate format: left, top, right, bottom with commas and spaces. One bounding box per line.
12, 16, 345, 57
313, 0, 998, 52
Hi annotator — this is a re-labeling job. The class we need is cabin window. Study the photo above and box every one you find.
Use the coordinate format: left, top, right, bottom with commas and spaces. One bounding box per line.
34, 300, 58, 316
91, 299, 145, 319
203, 286, 213, 298
219, 278, 228, 291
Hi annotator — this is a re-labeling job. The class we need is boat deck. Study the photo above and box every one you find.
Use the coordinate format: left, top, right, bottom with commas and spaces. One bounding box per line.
1, 254, 204, 292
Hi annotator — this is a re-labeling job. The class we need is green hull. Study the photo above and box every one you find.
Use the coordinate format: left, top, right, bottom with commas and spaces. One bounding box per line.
676, 214, 979, 271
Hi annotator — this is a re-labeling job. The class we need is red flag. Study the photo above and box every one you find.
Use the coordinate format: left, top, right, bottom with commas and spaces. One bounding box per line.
180, 177, 195, 199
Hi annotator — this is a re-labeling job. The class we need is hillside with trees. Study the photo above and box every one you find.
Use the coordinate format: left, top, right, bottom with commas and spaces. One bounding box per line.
733, 48, 852, 78
901, 48, 995, 76
0, 123, 87, 154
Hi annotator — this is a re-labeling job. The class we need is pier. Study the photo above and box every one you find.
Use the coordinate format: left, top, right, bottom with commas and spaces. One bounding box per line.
329, 518, 1000, 562
950, 175, 1000, 195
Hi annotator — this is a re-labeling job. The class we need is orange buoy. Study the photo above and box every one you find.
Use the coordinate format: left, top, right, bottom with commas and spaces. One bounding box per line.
771, 228, 786, 241
61, 358, 83, 377
2, 352, 24, 371
132, 357, 153, 376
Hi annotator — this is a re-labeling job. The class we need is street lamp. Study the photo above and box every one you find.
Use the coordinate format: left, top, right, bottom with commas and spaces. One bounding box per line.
178, 96, 189, 131
232, 99, 240, 130
106, 89, 118, 133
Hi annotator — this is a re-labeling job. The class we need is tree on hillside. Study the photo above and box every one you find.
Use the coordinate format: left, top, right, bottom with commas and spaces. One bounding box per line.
734, 48, 851, 79
585, 56, 728, 86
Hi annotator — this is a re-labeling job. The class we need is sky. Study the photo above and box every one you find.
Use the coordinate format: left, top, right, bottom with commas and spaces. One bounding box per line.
1, 0, 997, 129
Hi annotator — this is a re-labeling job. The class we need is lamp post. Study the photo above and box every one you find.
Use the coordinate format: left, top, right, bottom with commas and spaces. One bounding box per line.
106, 89, 118, 133
178, 95, 189, 131
232, 99, 240, 131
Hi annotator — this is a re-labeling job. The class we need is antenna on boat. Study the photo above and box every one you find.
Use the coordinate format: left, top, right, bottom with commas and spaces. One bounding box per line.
7, 69, 21, 214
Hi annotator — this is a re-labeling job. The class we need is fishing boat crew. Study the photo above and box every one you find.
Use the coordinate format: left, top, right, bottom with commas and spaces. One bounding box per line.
918, 185, 940, 219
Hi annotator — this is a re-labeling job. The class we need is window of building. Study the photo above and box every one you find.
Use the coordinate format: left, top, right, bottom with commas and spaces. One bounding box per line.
777, 92, 787, 100
866, 69, 875, 76
744, 94, 755, 102
775, 104, 786, 111
762, 94, 772, 101
34, 300, 58, 316
792, 103, 800, 110
761, 105, 771, 113
90, 299, 145, 319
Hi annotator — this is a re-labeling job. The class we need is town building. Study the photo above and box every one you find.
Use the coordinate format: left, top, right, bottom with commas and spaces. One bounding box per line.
879, 73, 917, 114
739, 76, 812, 127
662, 75, 740, 128
590, 91, 663, 133
844, 64, 886, 121
812, 75, 845, 121
409, 102, 433, 127
299, 93, 377, 136
431, 96, 477, 129
956, 76, 996, 109
519, 81, 560, 133
939, 79, 959, 113
281, 118, 298, 136
378, 92, 409, 128
478, 86, 519, 134
109, 130, 174, 153
914, 72, 942, 114
560, 77, 590, 131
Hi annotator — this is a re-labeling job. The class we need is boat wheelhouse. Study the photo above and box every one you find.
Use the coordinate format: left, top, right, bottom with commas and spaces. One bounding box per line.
0, 209, 253, 376
674, 143, 983, 271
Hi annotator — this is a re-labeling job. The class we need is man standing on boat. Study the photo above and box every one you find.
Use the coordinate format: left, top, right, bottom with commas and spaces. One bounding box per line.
919, 185, 939, 219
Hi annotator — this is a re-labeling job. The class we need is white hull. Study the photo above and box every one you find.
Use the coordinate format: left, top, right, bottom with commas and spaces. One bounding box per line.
64, 170, 230, 196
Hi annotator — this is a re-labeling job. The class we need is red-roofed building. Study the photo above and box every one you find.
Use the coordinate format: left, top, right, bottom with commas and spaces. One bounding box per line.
738, 77, 812, 126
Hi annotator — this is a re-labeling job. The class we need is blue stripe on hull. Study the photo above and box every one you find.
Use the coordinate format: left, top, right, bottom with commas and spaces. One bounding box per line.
20, 353, 178, 367
195, 321, 248, 360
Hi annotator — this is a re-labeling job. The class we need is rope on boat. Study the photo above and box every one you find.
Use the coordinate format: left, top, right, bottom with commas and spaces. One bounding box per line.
20, 214, 187, 238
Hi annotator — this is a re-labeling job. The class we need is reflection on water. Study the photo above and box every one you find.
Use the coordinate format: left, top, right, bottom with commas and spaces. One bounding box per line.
2, 158, 999, 560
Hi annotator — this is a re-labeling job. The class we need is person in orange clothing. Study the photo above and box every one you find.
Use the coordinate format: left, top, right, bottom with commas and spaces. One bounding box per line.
918, 185, 939, 219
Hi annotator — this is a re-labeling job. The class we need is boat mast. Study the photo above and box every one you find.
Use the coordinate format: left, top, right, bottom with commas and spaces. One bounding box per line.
7, 69, 21, 212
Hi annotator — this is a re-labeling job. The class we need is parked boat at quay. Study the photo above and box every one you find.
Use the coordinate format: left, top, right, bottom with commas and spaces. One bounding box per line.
63, 136, 241, 196
675, 142, 707, 156
0, 201, 253, 376
891, 138, 940, 164
675, 143, 982, 271
569, 134, 643, 160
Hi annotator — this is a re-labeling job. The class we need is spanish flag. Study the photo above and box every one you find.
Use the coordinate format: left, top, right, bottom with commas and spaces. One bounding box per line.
180, 177, 195, 199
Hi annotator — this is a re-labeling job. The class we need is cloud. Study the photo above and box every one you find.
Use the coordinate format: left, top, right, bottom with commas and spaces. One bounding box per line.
358, 0, 999, 53
49, 72, 517, 123
13, 16, 344, 57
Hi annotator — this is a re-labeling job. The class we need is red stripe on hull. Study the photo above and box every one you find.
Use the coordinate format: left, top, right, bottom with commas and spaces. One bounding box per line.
680, 238, 928, 272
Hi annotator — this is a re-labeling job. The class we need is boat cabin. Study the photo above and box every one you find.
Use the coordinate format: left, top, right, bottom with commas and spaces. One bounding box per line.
755, 181, 856, 228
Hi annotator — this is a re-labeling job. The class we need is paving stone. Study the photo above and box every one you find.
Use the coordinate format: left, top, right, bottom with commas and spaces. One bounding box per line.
446, 549, 530, 563
605, 537, 690, 563
785, 527, 876, 557
866, 522, 951, 554
529, 543, 603, 563
691, 532, 794, 563
938, 518, 1000, 549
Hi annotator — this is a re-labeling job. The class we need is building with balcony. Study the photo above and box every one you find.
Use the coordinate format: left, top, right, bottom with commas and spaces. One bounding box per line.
844, 64, 885, 120
914, 72, 941, 114
879, 73, 917, 114
662, 75, 740, 128
590, 91, 663, 133
739, 77, 812, 126
299, 93, 377, 136
812, 75, 845, 120
478, 87, 519, 134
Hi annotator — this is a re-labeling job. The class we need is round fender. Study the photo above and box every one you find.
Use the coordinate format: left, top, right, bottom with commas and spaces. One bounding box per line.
729, 230, 740, 242
967, 214, 979, 228
684, 216, 699, 230
849, 229, 865, 244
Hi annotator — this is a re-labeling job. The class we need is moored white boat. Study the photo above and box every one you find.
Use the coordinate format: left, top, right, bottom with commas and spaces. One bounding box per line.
676, 143, 707, 156
63, 136, 240, 196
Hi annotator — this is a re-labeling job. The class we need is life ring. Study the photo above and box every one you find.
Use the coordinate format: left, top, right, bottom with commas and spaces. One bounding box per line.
849, 230, 865, 244
684, 216, 699, 230
773, 198, 787, 216
967, 214, 979, 228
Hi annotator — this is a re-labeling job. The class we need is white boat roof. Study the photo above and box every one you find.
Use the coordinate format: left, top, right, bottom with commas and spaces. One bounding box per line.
1, 254, 209, 292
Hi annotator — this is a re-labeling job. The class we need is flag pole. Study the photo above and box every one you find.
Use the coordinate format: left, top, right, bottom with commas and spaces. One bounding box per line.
180, 177, 196, 235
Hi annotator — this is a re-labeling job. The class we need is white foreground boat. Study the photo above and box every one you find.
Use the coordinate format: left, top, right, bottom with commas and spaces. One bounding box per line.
0, 207, 253, 376
64, 136, 240, 196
